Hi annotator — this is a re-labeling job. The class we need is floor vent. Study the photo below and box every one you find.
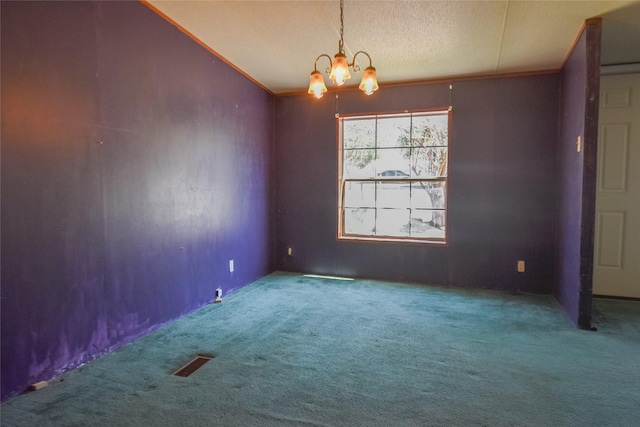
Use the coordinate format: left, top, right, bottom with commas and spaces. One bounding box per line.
172, 355, 213, 377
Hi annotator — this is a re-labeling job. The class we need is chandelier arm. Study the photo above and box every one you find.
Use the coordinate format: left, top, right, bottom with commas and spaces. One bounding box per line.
350, 51, 373, 73
314, 54, 333, 74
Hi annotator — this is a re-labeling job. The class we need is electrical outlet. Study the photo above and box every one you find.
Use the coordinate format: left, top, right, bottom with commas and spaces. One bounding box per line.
287, 247, 293, 256
517, 260, 525, 273
229, 260, 234, 273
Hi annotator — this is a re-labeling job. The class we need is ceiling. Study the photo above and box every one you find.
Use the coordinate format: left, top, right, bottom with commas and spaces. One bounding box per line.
146, 0, 640, 95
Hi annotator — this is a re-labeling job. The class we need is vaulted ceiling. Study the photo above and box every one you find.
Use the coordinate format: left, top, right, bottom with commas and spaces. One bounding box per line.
146, 0, 640, 95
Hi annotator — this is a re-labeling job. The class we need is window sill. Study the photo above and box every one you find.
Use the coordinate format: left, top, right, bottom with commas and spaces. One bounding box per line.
338, 235, 447, 246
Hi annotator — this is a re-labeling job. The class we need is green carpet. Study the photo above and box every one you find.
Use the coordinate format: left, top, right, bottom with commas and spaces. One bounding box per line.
2, 272, 639, 426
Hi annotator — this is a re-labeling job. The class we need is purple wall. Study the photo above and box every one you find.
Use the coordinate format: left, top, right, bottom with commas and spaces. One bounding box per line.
1, 1, 274, 400
555, 21, 601, 329
275, 75, 559, 293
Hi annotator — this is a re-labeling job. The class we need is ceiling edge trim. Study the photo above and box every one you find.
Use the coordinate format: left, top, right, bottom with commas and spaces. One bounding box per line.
561, 18, 603, 71
275, 68, 560, 97
140, 0, 275, 96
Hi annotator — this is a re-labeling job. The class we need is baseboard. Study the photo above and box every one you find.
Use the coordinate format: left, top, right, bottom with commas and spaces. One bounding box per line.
593, 294, 640, 302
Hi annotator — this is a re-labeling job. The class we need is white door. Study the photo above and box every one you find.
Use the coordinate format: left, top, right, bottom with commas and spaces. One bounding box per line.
593, 73, 640, 298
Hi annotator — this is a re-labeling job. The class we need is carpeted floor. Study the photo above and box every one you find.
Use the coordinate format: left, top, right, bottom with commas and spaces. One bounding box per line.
2, 272, 639, 426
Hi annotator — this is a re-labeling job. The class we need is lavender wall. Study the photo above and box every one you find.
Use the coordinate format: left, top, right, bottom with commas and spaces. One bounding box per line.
275, 75, 559, 293
1, 1, 274, 401
555, 21, 601, 329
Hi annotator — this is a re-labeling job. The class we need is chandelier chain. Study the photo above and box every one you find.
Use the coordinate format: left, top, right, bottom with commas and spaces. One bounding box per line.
339, 0, 344, 52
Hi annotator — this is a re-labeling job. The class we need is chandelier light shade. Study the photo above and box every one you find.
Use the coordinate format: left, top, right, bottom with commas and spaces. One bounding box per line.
308, 70, 328, 98
359, 66, 379, 95
329, 53, 351, 86
308, 0, 379, 99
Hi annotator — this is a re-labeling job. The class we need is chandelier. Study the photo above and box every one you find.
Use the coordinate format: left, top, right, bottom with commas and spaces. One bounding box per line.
308, 0, 379, 99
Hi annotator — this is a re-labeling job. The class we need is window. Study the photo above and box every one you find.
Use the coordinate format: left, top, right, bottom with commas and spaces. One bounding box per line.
338, 110, 449, 243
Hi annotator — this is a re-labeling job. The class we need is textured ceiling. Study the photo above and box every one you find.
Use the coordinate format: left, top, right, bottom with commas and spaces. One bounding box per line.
146, 0, 640, 95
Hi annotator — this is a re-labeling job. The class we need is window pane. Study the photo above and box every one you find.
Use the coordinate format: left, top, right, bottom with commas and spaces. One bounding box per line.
410, 209, 446, 238
377, 182, 410, 209
344, 119, 375, 149
377, 116, 410, 148
411, 114, 448, 147
411, 182, 446, 209
410, 147, 448, 177
376, 148, 411, 177
344, 149, 376, 178
376, 208, 410, 237
344, 182, 375, 208
344, 208, 375, 235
